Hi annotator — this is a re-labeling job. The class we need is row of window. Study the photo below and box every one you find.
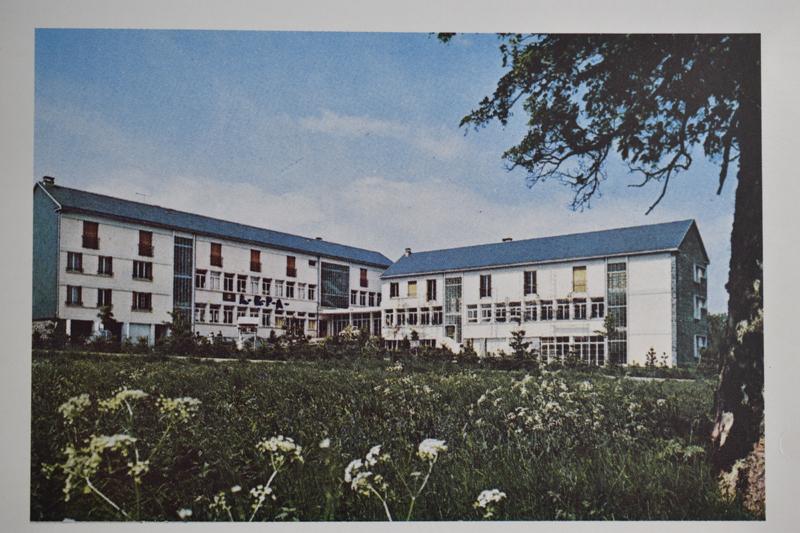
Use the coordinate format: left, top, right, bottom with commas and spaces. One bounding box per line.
350, 290, 382, 307
80, 221, 155, 258
65, 286, 152, 311
466, 298, 605, 323
193, 303, 317, 330
195, 270, 318, 301
67, 252, 154, 280
389, 279, 437, 300
384, 307, 444, 327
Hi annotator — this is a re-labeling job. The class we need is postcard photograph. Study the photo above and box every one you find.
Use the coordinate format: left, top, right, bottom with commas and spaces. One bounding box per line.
26, 27, 764, 522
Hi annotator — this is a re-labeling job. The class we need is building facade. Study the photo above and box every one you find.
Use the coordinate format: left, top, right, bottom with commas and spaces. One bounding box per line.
32, 178, 389, 344
380, 220, 709, 367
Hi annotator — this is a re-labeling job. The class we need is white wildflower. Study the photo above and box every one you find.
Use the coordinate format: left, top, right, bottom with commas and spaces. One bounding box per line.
319, 438, 331, 449
230, 485, 242, 493
156, 396, 201, 422
256, 435, 304, 464
475, 488, 507, 508
365, 444, 382, 466
98, 388, 148, 413
177, 508, 192, 519
58, 394, 91, 425
418, 438, 447, 461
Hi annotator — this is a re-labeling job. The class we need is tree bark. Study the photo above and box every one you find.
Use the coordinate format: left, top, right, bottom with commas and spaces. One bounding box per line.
711, 35, 764, 472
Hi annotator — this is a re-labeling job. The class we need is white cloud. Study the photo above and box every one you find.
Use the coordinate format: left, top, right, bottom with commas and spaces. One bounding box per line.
299, 109, 466, 160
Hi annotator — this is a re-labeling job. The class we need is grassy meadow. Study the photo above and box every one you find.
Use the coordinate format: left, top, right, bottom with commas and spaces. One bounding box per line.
31, 351, 751, 521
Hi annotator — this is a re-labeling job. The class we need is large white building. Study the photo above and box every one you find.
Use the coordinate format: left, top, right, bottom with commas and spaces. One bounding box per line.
32, 178, 709, 366
32, 177, 389, 344
380, 220, 709, 367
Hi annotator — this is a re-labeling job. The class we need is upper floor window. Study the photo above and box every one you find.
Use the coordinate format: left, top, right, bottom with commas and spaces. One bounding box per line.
407, 281, 417, 298
390, 282, 399, 298
694, 264, 707, 283
210, 242, 223, 267
82, 221, 99, 249
250, 250, 262, 272
286, 256, 297, 278
98, 256, 113, 276
209, 271, 220, 290
524, 301, 537, 322
309, 259, 317, 267
223, 273, 234, 292
466, 304, 478, 323
351, 290, 358, 306
572, 266, 587, 293
509, 302, 522, 323
66, 252, 83, 273
195, 269, 207, 289
237, 275, 248, 293
479, 274, 492, 298
138, 230, 153, 257
274, 280, 284, 298
541, 300, 554, 320
695, 335, 708, 358
97, 288, 112, 307
480, 304, 492, 322
359, 291, 367, 306
426, 279, 437, 301
262, 278, 271, 296
591, 297, 605, 318
131, 291, 152, 311
308, 284, 316, 301
298, 283, 307, 300
360, 268, 368, 288
286, 282, 295, 299
368, 292, 375, 306
132, 260, 153, 280
495, 303, 507, 323
523, 270, 537, 295
66, 285, 82, 306
573, 298, 587, 320
694, 295, 707, 320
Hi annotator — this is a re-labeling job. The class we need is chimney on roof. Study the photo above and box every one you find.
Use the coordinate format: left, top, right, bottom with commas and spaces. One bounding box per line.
404, 247, 412, 257
502, 237, 513, 242
42, 176, 55, 186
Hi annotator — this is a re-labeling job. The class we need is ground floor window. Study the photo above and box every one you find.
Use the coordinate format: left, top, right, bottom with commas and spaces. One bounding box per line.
431, 307, 443, 325
209, 305, 220, 323
572, 335, 605, 365
223, 306, 234, 324
695, 335, 708, 358
261, 310, 271, 327
194, 304, 206, 323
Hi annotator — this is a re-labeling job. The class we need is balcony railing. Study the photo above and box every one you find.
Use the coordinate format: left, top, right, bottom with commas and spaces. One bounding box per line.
138, 243, 154, 257
82, 235, 99, 249
211, 255, 223, 267
286, 267, 297, 278
250, 261, 262, 272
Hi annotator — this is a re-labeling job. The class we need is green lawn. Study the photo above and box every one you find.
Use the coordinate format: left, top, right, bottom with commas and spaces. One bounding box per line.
31, 352, 750, 521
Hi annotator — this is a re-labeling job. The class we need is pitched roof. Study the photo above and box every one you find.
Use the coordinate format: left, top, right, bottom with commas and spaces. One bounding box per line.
39, 183, 392, 268
381, 219, 699, 278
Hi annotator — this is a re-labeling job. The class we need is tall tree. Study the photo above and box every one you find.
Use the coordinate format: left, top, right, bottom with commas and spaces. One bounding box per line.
440, 33, 762, 473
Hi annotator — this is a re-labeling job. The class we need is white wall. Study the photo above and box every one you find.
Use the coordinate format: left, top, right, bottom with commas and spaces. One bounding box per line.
626, 253, 673, 366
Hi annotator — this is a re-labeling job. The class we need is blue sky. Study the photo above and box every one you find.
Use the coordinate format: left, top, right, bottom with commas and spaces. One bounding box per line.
34, 29, 736, 312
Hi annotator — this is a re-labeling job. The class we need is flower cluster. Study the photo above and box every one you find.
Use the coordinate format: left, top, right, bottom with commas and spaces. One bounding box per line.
255, 435, 304, 465
58, 394, 91, 425
344, 445, 390, 497
56, 433, 138, 501
98, 388, 149, 413
156, 396, 201, 423
417, 438, 447, 462
474, 488, 506, 518
249, 484, 276, 509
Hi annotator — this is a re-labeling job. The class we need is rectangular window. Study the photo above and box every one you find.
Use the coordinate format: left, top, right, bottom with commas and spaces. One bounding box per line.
209, 271, 221, 290
573, 298, 587, 320
224, 273, 234, 292
250, 276, 260, 294
262, 278, 271, 296
359, 291, 366, 306
237, 275, 247, 293
195, 269, 207, 289
384, 310, 394, 326
495, 303, 507, 323
467, 304, 478, 323
524, 301, 537, 322
368, 292, 375, 306
396, 309, 406, 326
390, 282, 399, 298
540, 300, 554, 320
210, 242, 223, 267
420, 307, 431, 325
66, 252, 83, 273
426, 279, 437, 301
138, 230, 153, 257
274, 280, 284, 298
694, 296, 707, 320
479, 274, 492, 298
249, 307, 259, 318
431, 307, 443, 325
309, 259, 317, 267
572, 266, 587, 293
480, 304, 492, 322
275, 315, 286, 329
209, 305, 220, 323
360, 268, 368, 288
132, 261, 153, 280
408, 308, 418, 325
377, 293, 382, 306
286, 256, 297, 277
98, 256, 113, 275
556, 299, 570, 320
694, 264, 707, 283
82, 221, 99, 249
695, 335, 708, 358
524, 270, 537, 295
194, 304, 206, 323
96, 288, 112, 307
407, 281, 417, 298
66, 285, 82, 306
308, 284, 316, 300
298, 283, 306, 300
591, 297, 605, 318
237, 307, 247, 319
261, 309, 272, 327
286, 282, 295, 299
131, 292, 152, 311
351, 290, 358, 305
509, 302, 522, 323
223, 306, 234, 324
250, 249, 262, 272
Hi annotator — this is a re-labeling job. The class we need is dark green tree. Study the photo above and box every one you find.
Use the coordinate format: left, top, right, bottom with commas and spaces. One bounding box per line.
509, 329, 531, 361
440, 33, 762, 473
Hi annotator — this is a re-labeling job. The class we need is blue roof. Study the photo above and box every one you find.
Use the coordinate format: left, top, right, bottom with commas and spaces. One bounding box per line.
41, 183, 392, 268
382, 219, 699, 278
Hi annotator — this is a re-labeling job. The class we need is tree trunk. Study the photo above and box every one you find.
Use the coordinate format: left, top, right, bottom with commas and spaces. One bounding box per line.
711, 35, 763, 472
